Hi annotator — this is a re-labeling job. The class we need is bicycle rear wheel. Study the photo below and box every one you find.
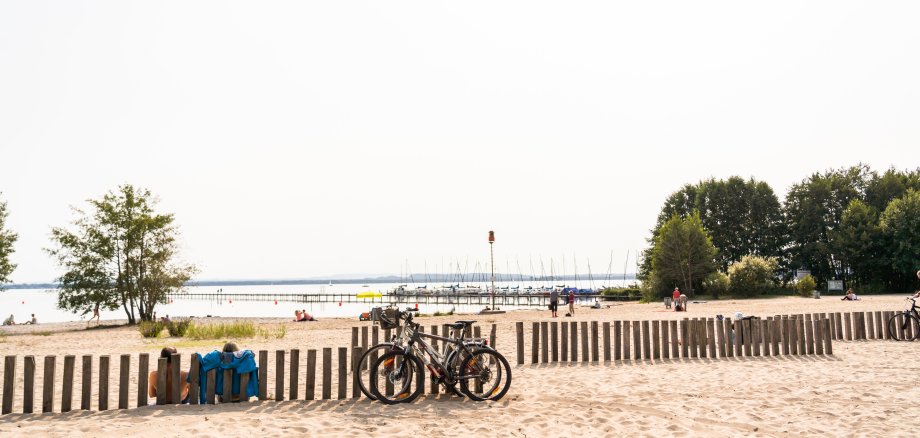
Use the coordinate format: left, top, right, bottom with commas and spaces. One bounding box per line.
888, 312, 920, 341
357, 343, 403, 400
369, 350, 424, 404
458, 348, 512, 401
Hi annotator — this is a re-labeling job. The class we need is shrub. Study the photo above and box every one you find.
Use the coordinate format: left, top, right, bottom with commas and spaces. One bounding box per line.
186, 321, 257, 340
166, 319, 193, 337
139, 321, 165, 338
728, 255, 778, 297
702, 272, 730, 298
794, 274, 817, 297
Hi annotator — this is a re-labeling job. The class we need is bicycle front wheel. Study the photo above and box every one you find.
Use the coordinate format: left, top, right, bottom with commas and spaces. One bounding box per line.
458, 348, 512, 402
888, 312, 920, 341
357, 343, 403, 400
369, 350, 424, 404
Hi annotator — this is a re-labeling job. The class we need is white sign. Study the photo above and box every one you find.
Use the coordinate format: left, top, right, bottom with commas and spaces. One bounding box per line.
827, 280, 844, 291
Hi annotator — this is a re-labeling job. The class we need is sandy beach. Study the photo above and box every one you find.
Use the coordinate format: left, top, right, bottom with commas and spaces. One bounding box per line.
1, 294, 918, 437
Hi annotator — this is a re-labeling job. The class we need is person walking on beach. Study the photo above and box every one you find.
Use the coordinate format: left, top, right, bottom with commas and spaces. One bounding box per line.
549, 288, 559, 317
567, 289, 576, 316
89, 302, 100, 326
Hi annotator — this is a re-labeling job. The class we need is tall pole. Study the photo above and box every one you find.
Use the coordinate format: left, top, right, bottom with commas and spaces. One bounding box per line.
489, 230, 496, 310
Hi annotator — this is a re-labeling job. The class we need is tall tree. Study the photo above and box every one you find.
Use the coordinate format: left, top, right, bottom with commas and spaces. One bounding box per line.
829, 199, 885, 289
649, 211, 717, 298
0, 194, 18, 289
879, 189, 920, 291
47, 185, 197, 323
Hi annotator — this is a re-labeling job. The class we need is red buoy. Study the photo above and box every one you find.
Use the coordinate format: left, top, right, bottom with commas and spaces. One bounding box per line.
338, 301, 342, 307
274, 300, 278, 305
415, 303, 419, 309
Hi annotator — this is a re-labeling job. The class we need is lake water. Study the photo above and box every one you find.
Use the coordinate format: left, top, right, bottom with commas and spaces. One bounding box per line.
0, 279, 639, 324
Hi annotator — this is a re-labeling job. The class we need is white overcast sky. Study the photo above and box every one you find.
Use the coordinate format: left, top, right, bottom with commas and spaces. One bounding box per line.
1, 1, 918, 283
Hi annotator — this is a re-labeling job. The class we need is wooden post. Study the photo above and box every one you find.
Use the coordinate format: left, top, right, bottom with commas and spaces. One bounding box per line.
874, 311, 883, 339
760, 319, 770, 356
697, 319, 707, 358
823, 319, 833, 355
632, 321, 641, 360
205, 369, 216, 404
796, 317, 806, 354
623, 321, 632, 360
680, 320, 689, 359
81, 355, 92, 410
689, 319, 697, 358
742, 320, 752, 357
1, 356, 14, 414
844, 312, 852, 341
603, 322, 611, 362
258, 350, 268, 400
707, 319, 717, 358
866, 312, 874, 340
561, 322, 569, 362
361, 326, 369, 352
239, 372, 250, 402
531, 322, 539, 364
781, 319, 790, 355
170, 353, 181, 405
716, 319, 726, 358
429, 325, 438, 353
98, 355, 109, 411
651, 321, 660, 361
155, 357, 167, 405
834, 313, 843, 341
772, 318, 781, 357
275, 350, 285, 402
581, 321, 590, 362
858, 312, 867, 340
571, 321, 579, 362
221, 369, 232, 403
306, 350, 317, 400
62, 355, 75, 412
661, 321, 670, 360
669, 320, 678, 359
615, 321, 623, 361
353, 347, 363, 398
337, 347, 347, 399
23, 355, 35, 414
814, 318, 824, 355
322, 348, 332, 400
187, 354, 198, 405
515, 322, 524, 365
641, 321, 650, 361
370, 327, 380, 372
591, 321, 600, 362
805, 317, 815, 354
720, 319, 731, 358
40, 356, 55, 413
541, 322, 550, 363
732, 319, 742, 357
490, 324, 497, 350
118, 354, 129, 410
551, 322, 559, 362
290, 349, 300, 400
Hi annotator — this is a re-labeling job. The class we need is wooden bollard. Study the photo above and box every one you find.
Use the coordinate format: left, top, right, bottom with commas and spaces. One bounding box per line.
561, 322, 569, 362
732, 319, 742, 357
781, 319, 791, 355
170, 353, 181, 405
641, 321, 650, 361
221, 369, 232, 403
834, 313, 843, 341
623, 320, 631, 360
155, 357, 167, 405
772, 318, 781, 356
721, 318, 731, 358
1, 356, 14, 414
353, 347, 363, 398
551, 322, 559, 362
98, 355, 109, 411
753, 318, 763, 357
62, 355, 75, 412
581, 321, 589, 362
571, 321, 579, 361
590, 321, 599, 362
743, 320, 753, 357
632, 321, 641, 360
707, 319, 717, 358
239, 372, 250, 402
290, 349, 300, 400
370, 327, 379, 371
688, 319, 697, 358
23, 356, 35, 414
187, 354, 198, 405
322, 348, 332, 400
515, 322, 525, 365
337, 348, 347, 399
651, 321, 660, 361
42, 356, 56, 413
866, 312, 874, 340
844, 312, 852, 341
661, 321, 670, 360
615, 321, 623, 361
814, 318, 824, 355
796, 318, 806, 354
361, 326, 369, 352
258, 350, 268, 400
697, 319, 707, 358
275, 350, 286, 401
81, 355, 92, 410
306, 349, 317, 400
490, 324, 497, 349
874, 311, 883, 339
531, 322, 539, 364
680, 320, 689, 359
823, 319, 833, 354
669, 320, 679, 359
805, 318, 815, 354
791, 318, 801, 355
429, 325, 438, 352
541, 322, 550, 363
117, 354, 129, 410
603, 322, 611, 361
760, 319, 770, 356
351, 328, 359, 370
203, 369, 215, 404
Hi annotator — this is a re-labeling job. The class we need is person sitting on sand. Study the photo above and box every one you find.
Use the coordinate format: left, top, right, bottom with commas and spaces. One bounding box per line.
294, 310, 303, 321
300, 309, 315, 321
3, 314, 14, 326
148, 347, 190, 404
841, 288, 859, 301
23, 313, 37, 325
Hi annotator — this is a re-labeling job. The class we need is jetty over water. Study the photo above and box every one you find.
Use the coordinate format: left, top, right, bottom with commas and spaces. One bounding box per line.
167, 291, 624, 307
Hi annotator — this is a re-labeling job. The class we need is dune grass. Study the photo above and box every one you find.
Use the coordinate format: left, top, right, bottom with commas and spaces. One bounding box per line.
185, 321, 286, 340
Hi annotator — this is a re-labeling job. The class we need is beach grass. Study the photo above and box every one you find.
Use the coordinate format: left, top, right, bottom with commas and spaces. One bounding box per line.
185, 321, 286, 340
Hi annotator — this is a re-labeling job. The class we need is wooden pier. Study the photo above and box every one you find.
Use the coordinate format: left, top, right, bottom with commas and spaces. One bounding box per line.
166, 291, 621, 307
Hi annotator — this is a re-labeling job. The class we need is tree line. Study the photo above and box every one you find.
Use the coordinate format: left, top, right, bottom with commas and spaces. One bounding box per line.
642, 164, 920, 298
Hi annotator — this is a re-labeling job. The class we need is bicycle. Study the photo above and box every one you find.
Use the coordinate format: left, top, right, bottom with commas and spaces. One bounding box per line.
367, 307, 511, 404
355, 306, 491, 400
887, 297, 920, 341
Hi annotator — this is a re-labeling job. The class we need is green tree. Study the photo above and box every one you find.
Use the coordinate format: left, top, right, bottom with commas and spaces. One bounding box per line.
0, 194, 18, 288
879, 189, 920, 291
829, 199, 885, 290
47, 185, 197, 323
649, 212, 718, 298
727, 255, 778, 296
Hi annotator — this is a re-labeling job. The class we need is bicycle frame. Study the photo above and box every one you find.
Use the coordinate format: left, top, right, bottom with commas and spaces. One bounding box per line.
404, 322, 482, 385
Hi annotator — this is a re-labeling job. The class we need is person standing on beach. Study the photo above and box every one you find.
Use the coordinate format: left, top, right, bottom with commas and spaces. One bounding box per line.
549, 289, 559, 317
567, 289, 576, 316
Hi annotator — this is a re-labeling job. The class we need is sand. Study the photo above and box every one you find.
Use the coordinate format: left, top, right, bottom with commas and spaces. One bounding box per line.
1, 294, 918, 437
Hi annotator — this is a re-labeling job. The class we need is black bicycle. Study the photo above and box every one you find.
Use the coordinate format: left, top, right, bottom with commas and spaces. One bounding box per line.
368, 308, 511, 404
887, 297, 920, 341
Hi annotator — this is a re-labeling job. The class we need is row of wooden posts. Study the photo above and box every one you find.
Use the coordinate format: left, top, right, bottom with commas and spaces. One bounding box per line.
513, 314, 836, 365
0, 310, 902, 415
0, 323, 496, 415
